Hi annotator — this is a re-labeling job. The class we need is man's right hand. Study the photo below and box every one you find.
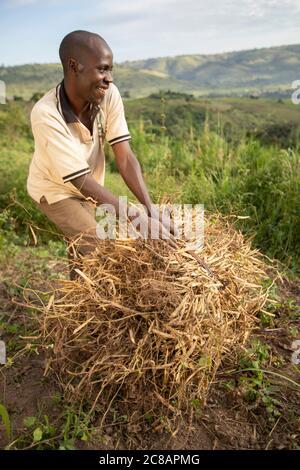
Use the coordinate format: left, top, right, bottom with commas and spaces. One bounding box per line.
128, 210, 177, 248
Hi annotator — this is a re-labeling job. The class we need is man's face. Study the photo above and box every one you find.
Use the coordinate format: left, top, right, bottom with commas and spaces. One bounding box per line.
75, 43, 113, 106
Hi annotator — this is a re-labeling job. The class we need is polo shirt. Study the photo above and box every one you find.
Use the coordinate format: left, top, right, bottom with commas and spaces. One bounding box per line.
27, 81, 131, 204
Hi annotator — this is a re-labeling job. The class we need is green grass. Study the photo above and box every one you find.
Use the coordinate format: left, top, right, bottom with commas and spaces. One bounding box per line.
127, 122, 300, 268
0, 404, 11, 439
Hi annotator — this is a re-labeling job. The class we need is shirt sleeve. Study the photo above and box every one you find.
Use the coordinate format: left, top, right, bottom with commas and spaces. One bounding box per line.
105, 85, 131, 146
32, 118, 91, 183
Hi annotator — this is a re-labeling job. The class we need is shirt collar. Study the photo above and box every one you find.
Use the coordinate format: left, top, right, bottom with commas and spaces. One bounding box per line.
56, 81, 101, 143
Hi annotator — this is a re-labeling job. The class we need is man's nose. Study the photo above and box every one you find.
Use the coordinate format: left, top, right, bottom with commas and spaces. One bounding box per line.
104, 71, 113, 83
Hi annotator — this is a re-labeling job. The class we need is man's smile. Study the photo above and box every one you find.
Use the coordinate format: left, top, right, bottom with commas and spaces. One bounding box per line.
94, 85, 108, 101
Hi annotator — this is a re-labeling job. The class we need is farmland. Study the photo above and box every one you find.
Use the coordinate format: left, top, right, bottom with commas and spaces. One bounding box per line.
0, 91, 299, 450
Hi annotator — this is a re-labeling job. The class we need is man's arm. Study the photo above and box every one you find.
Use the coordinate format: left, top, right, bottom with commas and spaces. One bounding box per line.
71, 140, 177, 241
113, 140, 178, 236
71, 141, 151, 214
112, 140, 153, 214
71, 173, 124, 215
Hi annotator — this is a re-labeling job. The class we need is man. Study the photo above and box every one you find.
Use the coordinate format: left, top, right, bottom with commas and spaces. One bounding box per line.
27, 30, 176, 277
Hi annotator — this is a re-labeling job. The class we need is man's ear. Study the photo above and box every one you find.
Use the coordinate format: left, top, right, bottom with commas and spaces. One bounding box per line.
68, 58, 83, 74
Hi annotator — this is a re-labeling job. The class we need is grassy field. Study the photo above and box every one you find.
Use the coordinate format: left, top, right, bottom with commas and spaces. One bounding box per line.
0, 94, 299, 449
1, 96, 299, 266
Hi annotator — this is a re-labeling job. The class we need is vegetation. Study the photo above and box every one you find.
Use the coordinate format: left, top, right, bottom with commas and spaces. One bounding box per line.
0, 89, 299, 450
0, 95, 299, 268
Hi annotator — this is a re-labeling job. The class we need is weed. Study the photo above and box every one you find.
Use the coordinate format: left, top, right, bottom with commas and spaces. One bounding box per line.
0, 403, 11, 439
7, 405, 94, 450
59, 406, 92, 450
289, 325, 299, 337
237, 339, 282, 422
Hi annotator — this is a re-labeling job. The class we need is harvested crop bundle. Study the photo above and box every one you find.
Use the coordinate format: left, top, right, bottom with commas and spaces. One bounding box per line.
38, 212, 271, 424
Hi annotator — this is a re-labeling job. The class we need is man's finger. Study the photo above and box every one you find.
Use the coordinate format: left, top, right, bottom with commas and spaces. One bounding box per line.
161, 225, 178, 248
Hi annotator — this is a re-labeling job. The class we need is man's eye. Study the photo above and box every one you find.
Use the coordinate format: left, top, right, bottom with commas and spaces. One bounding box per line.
98, 68, 113, 73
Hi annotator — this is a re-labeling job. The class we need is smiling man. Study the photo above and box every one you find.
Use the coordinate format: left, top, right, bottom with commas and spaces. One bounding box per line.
27, 30, 175, 278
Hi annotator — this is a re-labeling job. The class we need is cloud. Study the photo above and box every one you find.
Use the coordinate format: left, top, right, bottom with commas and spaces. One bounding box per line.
1, 0, 300, 64
85, 0, 300, 61
5, 0, 40, 5
85, 0, 300, 43
4, 0, 71, 6
86, 0, 300, 34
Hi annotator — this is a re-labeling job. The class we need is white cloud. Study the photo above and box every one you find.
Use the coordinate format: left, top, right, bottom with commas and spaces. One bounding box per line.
4, 0, 71, 6
5, 0, 40, 5
86, 0, 300, 33
1, 0, 300, 64
4, 0, 300, 36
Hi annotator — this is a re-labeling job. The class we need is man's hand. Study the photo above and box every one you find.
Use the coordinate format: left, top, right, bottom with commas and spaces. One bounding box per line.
149, 206, 180, 239
128, 210, 177, 248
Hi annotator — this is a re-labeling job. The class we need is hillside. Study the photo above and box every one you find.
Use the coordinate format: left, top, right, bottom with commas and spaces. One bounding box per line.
124, 43, 300, 91
124, 94, 300, 148
0, 43, 299, 99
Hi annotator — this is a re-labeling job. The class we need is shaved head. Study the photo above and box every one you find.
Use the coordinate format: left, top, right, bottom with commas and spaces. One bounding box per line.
59, 30, 111, 73
58, 30, 114, 109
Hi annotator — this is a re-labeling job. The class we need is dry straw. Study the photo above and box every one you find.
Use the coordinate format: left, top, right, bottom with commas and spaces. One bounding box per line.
37, 212, 273, 423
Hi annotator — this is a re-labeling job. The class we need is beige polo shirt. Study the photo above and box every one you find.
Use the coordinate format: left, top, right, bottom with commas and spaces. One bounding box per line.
27, 82, 131, 204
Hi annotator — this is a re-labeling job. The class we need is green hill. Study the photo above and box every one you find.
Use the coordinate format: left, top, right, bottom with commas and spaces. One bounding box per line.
124, 44, 300, 91
1, 43, 299, 99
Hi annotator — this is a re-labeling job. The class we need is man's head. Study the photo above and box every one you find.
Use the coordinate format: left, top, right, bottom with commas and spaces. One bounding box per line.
59, 30, 113, 105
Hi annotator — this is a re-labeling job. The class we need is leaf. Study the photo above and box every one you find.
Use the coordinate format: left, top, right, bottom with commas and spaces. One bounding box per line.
47, 425, 56, 437
29, 224, 37, 245
64, 438, 75, 450
198, 356, 212, 368
0, 403, 11, 438
33, 427, 43, 441
190, 398, 201, 409
23, 416, 37, 428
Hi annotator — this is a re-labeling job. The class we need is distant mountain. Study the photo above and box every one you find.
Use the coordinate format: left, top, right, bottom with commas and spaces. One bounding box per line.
123, 44, 300, 92
1, 43, 299, 99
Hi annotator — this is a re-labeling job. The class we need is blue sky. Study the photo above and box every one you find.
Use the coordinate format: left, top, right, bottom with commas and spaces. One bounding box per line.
1, 0, 300, 65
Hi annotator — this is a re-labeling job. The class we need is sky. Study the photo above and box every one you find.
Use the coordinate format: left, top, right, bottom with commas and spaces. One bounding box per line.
0, 0, 300, 65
